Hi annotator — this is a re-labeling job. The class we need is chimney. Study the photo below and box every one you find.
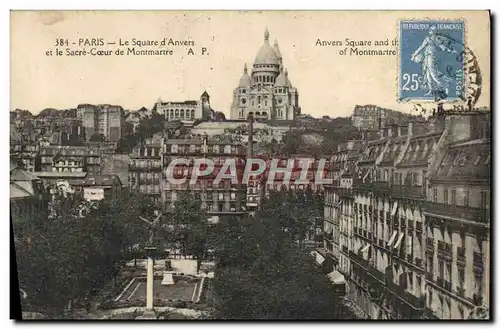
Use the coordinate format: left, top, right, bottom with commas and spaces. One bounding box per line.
445, 115, 472, 143
247, 113, 254, 158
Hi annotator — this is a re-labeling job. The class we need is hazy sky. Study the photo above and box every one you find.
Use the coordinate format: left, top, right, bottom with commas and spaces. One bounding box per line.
11, 11, 490, 118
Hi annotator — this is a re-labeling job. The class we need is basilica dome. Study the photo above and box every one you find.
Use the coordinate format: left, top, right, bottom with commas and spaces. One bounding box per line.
253, 29, 280, 66
275, 67, 292, 87
238, 64, 251, 87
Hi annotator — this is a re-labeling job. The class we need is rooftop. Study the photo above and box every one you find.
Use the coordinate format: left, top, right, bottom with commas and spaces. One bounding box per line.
10, 182, 33, 199
10, 167, 41, 182
433, 139, 490, 182
33, 172, 88, 178
82, 174, 122, 187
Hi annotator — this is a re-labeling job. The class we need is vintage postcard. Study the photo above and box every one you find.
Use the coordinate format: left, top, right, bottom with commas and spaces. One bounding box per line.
10, 10, 491, 320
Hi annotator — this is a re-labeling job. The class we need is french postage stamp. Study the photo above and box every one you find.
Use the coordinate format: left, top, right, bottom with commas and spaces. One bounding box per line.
399, 20, 465, 103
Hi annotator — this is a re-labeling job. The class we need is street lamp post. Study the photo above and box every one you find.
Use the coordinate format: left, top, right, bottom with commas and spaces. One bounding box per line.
138, 211, 162, 313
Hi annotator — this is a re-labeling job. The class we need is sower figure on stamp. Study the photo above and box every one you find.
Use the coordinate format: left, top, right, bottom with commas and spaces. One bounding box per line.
410, 25, 457, 98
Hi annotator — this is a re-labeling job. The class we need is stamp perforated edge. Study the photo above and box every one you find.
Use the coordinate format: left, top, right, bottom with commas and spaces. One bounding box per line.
396, 17, 468, 105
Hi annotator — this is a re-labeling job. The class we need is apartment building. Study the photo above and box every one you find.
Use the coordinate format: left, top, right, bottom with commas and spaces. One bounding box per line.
351, 105, 416, 131
321, 113, 490, 320
162, 138, 247, 221
128, 135, 248, 221
77, 104, 125, 142
10, 144, 40, 172
39, 145, 110, 175
128, 136, 164, 205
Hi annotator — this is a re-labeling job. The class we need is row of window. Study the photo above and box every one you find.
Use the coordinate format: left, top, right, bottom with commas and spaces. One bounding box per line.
166, 144, 243, 155
164, 192, 237, 201
133, 147, 160, 157
432, 188, 489, 208
163, 109, 196, 120
130, 159, 162, 168
254, 75, 275, 84
164, 180, 239, 189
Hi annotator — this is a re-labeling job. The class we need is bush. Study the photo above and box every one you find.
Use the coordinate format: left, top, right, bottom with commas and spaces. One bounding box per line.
97, 299, 116, 310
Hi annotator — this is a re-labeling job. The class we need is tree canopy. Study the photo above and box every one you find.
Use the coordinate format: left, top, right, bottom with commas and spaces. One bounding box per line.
211, 189, 355, 320
12, 190, 155, 315
89, 133, 106, 142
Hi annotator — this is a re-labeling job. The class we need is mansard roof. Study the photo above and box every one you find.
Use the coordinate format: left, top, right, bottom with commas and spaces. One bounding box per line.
433, 139, 490, 182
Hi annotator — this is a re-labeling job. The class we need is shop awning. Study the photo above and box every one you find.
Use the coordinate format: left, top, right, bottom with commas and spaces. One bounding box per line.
394, 233, 405, 249
391, 201, 399, 217
327, 270, 346, 284
360, 244, 371, 253
387, 230, 398, 247
310, 250, 325, 265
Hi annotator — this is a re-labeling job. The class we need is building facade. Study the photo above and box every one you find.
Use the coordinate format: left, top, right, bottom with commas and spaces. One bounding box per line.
155, 91, 213, 124
10, 166, 47, 221
321, 113, 490, 320
39, 145, 113, 175
128, 135, 248, 221
230, 29, 301, 122
77, 104, 125, 142
351, 105, 415, 131
128, 136, 164, 204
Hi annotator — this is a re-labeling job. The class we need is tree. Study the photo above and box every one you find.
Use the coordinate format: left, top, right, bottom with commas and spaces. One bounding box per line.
117, 133, 139, 154
169, 196, 211, 273
258, 188, 323, 248
137, 112, 166, 141
211, 211, 356, 319
12, 189, 149, 315
281, 130, 303, 155
89, 133, 106, 142
37, 108, 60, 118
214, 111, 226, 121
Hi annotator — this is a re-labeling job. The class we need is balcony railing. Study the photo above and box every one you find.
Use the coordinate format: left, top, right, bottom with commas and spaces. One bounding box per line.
456, 286, 465, 298
338, 188, 354, 199
130, 163, 162, 171
342, 245, 348, 254
354, 182, 426, 199
367, 267, 385, 284
473, 252, 484, 269
457, 247, 466, 266
436, 277, 444, 288
386, 280, 426, 310
349, 250, 369, 270
416, 221, 422, 232
426, 238, 434, 250
423, 201, 489, 225
437, 241, 452, 259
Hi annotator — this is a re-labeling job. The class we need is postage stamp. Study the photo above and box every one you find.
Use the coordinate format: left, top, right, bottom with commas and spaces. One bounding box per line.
399, 20, 465, 103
